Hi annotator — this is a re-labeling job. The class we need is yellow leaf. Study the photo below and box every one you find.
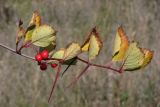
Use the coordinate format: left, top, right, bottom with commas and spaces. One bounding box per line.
81, 28, 103, 60
81, 37, 90, 52
140, 48, 153, 68
63, 42, 81, 60
111, 26, 153, 71
89, 28, 103, 60
29, 10, 41, 27
24, 11, 41, 43
112, 26, 129, 61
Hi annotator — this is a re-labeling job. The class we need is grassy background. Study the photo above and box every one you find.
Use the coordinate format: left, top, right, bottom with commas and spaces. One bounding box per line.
0, 0, 160, 107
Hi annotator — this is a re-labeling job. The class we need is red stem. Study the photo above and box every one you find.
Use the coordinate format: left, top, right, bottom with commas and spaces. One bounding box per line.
67, 64, 90, 88
48, 64, 61, 102
77, 57, 121, 73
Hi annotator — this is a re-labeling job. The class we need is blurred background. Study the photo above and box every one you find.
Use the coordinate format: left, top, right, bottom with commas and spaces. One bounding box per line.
0, 0, 160, 107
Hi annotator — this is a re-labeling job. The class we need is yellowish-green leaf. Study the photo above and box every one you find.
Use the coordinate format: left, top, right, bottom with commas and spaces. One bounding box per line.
88, 28, 103, 60
32, 25, 56, 47
51, 48, 77, 65
24, 25, 35, 42
52, 42, 81, 60
63, 42, 81, 60
81, 28, 102, 60
112, 26, 129, 61
124, 42, 144, 71
52, 48, 65, 59
24, 32, 33, 42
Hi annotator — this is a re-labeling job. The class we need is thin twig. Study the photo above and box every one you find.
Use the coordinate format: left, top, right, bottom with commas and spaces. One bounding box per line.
48, 63, 61, 102
0, 43, 35, 60
0, 43, 65, 63
77, 57, 121, 73
61, 58, 76, 77
67, 64, 90, 88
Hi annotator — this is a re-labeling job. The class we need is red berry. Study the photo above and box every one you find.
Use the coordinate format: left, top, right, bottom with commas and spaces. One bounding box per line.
40, 63, 47, 71
41, 50, 49, 59
35, 54, 42, 62
51, 63, 57, 68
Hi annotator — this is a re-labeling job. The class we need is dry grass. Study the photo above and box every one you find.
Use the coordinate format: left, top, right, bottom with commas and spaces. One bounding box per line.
0, 0, 160, 107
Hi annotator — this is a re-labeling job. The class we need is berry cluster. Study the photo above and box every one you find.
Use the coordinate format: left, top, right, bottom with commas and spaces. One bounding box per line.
35, 50, 57, 71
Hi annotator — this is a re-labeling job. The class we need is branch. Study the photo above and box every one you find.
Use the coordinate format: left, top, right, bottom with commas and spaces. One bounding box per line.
0, 43, 122, 73
0, 43, 123, 102
0, 43, 35, 60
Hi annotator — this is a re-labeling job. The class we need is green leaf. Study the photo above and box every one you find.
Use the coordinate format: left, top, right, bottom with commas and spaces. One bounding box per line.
32, 25, 56, 47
